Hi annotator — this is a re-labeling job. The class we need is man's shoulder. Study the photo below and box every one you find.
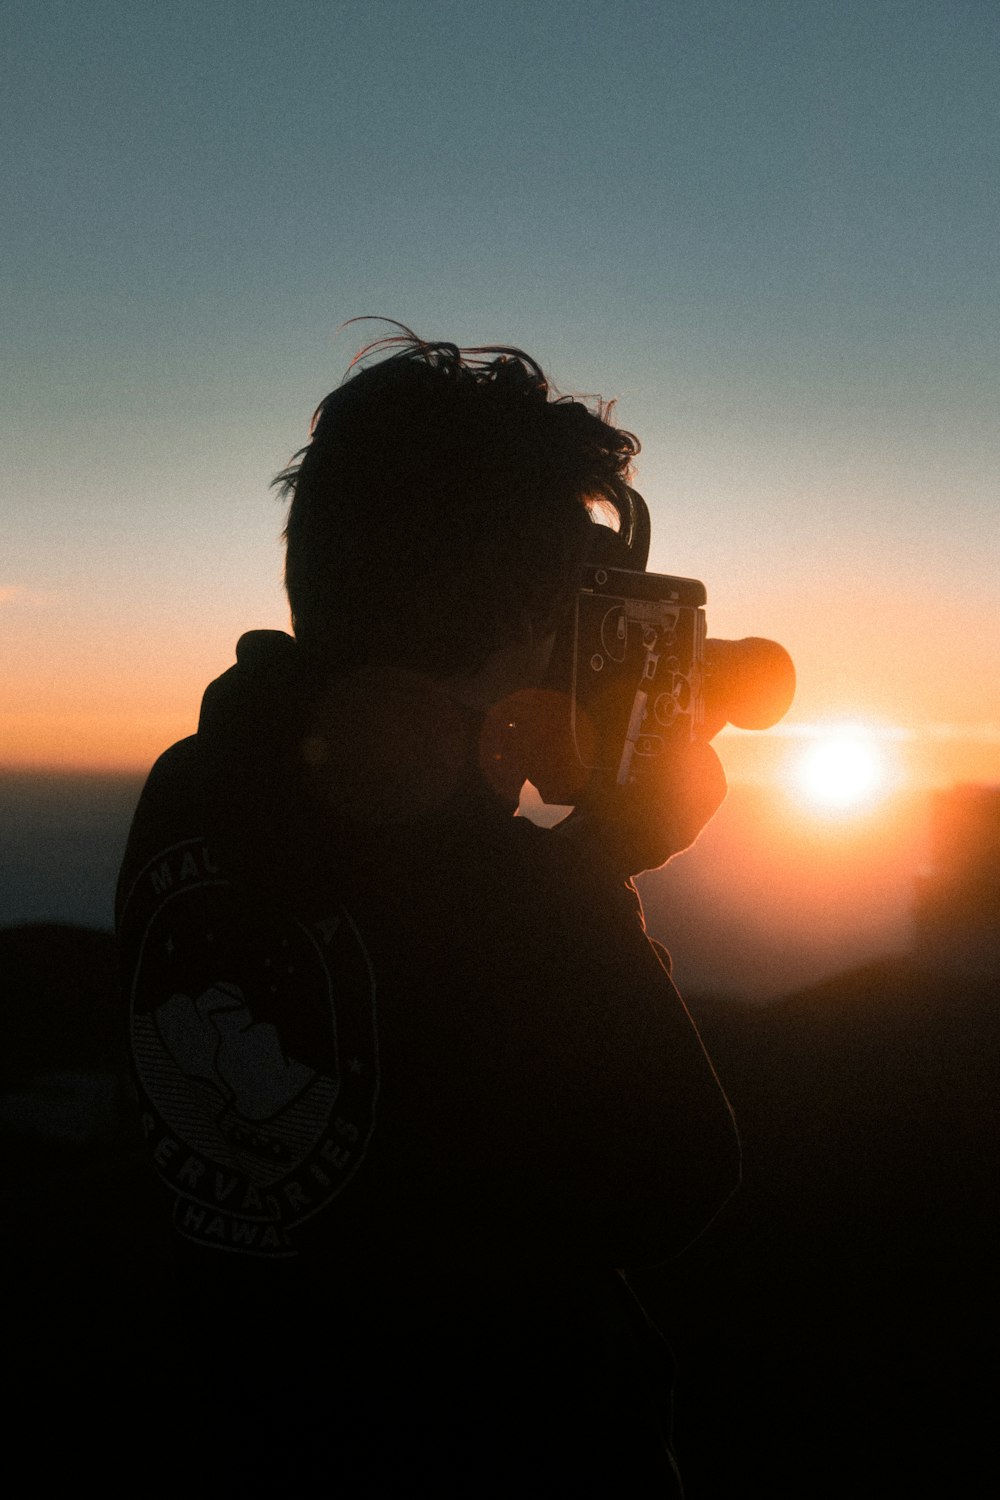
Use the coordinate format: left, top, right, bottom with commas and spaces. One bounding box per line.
143, 735, 201, 795
115, 737, 207, 923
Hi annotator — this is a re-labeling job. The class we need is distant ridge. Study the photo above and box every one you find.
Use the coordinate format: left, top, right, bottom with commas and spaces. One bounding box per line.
641, 948, 997, 1497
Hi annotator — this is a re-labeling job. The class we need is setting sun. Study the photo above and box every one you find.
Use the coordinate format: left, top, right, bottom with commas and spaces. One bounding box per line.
792, 728, 890, 815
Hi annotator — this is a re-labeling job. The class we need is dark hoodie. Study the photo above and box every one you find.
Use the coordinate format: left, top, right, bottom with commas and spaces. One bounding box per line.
115, 630, 738, 1496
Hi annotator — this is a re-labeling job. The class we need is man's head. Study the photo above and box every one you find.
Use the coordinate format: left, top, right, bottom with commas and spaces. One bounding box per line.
275, 327, 642, 682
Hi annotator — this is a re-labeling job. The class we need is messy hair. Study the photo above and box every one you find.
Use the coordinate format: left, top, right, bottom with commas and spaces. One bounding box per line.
274, 323, 641, 678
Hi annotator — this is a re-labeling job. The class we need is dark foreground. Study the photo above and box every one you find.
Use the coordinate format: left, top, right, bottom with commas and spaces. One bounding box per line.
3, 925, 995, 1496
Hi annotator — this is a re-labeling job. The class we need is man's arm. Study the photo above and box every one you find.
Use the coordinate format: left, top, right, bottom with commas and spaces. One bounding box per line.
474, 820, 740, 1271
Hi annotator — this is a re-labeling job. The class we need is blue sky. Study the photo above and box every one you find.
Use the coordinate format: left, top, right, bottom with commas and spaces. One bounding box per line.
3, 0, 998, 777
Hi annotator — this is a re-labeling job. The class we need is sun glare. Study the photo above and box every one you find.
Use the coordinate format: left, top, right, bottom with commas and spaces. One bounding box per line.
792, 727, 890, 815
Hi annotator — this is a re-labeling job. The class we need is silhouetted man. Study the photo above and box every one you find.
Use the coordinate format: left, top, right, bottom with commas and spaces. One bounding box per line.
116, 331, 739, 1495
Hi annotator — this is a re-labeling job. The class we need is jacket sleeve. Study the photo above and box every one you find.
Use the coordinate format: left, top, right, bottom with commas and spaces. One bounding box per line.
469, 823, 741, 1270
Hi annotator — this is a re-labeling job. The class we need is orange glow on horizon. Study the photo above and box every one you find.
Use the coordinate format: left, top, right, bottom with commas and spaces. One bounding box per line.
1, 709, 199, 775
5, 714, 1000, 789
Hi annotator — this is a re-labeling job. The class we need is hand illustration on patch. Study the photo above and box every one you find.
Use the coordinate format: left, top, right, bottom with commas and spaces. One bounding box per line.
154, 981, 317, 1120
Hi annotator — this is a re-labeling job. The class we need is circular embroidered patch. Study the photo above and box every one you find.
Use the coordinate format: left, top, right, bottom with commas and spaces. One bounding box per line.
125, 838, 377, 1255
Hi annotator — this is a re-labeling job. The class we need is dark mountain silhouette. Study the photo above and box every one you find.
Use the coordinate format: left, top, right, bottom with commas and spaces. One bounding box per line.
1, 922, 119, 1078
638, 954, 998, 1497
2, 923, 170, 1391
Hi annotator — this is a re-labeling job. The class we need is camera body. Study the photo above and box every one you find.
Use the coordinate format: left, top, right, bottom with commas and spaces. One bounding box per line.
569, 565, 707, 787
522, 491, 793, 805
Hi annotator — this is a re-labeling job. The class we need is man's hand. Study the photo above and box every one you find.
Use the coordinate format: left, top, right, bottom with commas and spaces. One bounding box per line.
555, 738, 727, 877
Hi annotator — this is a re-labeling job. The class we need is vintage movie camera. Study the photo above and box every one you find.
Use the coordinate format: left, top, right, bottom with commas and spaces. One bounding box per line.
568, 562, 709, 787
535, 487, 795, 800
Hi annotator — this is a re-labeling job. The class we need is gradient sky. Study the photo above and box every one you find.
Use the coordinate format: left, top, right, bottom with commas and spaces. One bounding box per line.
4, 0, 998, 790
